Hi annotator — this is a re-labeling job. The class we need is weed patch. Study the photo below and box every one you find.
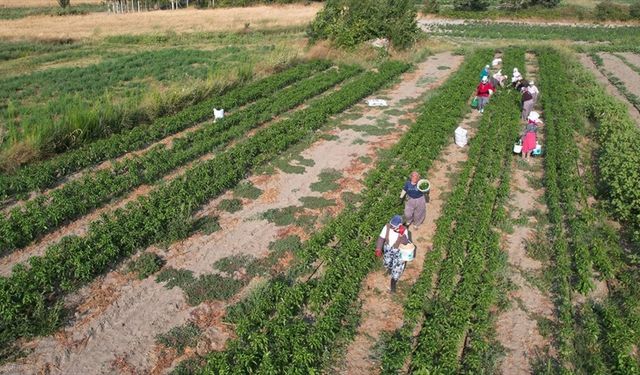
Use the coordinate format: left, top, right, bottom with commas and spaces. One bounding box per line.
234, 182, 262, 200
127, 252, 165, 280
218, 198, 243, 213
156, 322, 201, 354
299, 196, 336, 209
310, 168, 342, 192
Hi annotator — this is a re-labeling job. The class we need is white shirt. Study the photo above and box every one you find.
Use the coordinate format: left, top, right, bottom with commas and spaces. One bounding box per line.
529, 85, 539, 95
379, 225, 408, 248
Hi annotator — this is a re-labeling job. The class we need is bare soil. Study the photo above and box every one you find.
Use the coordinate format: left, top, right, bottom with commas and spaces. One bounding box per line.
600, 53, 640, 102
0, 52, 462, 375
0, 5, 321, 41
578, 53, 640, 124
619, 53, 640, 70
496, 54, 555, 375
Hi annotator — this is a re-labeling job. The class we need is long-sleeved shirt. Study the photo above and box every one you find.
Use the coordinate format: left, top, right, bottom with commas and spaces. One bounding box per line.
476, 82, 494, 97
375, 225, 410, 250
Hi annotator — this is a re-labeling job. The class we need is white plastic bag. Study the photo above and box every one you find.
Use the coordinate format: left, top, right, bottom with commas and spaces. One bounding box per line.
213, 108, 225, 122
366, 99, 388, 107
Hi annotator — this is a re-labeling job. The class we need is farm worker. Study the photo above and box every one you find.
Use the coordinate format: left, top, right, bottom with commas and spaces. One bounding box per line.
511, 68, 523, 87
480, 64, 490, 81
521, 85, 535, 121
400, 171, 429, 229
476, 76, 494, 113
521, 111, 543, 160
375, 215, 410, 293
491, 69, 507, 88
528, 80, 540, 104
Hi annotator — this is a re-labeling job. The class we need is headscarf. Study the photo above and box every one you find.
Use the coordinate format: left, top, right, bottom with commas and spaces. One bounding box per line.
481, 76, 489, 83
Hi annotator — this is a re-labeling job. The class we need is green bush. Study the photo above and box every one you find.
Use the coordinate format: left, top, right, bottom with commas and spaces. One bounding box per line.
595, 1, 630, 21
423, 0, 439, 13
127, 252, 165, 279
308, 0, 418, 49
630, 1, 640, 19
454, 0, 489, 11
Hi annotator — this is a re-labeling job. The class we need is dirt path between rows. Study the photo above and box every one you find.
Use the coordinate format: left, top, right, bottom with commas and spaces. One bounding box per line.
619, 52, 640, 70
495, 53, 555, 374
336, 108, 482, 375
0, 52, 464, 375
577, 54, 640, 125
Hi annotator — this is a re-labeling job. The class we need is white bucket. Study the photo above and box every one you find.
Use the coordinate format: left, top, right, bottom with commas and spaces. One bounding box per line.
455, 126, 468, 147
513, 143, 522, 154
417, 179, 430, 193
213, 108, 225, 122
399, 243, 416, 262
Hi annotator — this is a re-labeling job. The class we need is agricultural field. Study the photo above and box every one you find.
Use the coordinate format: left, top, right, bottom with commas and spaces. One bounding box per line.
0, 2, 640, 375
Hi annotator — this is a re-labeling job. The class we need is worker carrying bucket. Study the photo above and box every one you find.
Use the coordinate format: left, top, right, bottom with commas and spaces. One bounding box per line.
518, 111, 544, 160
375, 215, 415, 293
400, 171, 430, 229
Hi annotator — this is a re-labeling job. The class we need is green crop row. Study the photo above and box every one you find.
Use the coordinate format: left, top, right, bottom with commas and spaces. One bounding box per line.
539, 48, 640, 373
424, 22, 640, 43
180, 49, 496, 374
0, 60, 408, 356
0, 65, 360, 255
0, 60, 330, 202
379, 47, 522, 374
397, 49, 522, 374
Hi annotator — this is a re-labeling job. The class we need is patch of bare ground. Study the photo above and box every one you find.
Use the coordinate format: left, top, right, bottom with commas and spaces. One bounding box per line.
578, 53, 640, 124
496, 56, 555, 375
0, 52, 462, 375
600, 53, 640, 100
619, 53, 640, 70
0, 5, 321, 41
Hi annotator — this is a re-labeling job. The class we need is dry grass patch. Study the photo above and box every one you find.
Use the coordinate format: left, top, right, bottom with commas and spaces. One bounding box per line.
1, 0, 102, 8
0, 4, 322, 41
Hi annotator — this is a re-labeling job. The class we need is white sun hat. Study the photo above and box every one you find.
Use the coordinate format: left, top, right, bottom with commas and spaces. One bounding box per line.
528, 111, 540, 122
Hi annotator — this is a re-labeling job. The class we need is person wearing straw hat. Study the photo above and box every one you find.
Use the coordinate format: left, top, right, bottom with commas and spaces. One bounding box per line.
521, 111, 543, 160
400, 171, 429, 229
511, 67, 523, 88
375, 214, 411, 293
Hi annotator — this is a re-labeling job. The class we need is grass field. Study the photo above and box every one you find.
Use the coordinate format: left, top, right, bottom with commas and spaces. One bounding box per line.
0, 3, 639, 374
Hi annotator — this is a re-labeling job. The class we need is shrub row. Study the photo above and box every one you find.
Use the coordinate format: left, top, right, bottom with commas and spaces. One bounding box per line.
0, 65, 360, 255
0, 61, 330, 202
0, 60, 408, 354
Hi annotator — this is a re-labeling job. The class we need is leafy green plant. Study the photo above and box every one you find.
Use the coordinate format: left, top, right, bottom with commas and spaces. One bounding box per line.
308, 0, 418, 49
217, 198, 243, 213
126, 252, 165, 280
156, 322, 201, 354
310, 169, 342, 192
233, 181, 262, 200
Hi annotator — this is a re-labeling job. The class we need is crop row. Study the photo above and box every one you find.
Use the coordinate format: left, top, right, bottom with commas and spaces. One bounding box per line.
0, 65, 361, 255
378, 48, 521, 373
0, 61, 409, 353
539, 48, 640, 373
381, 49, 523, 374
0, 60, 330, 202
181, 49, 497, 374
424, 22, 640, 43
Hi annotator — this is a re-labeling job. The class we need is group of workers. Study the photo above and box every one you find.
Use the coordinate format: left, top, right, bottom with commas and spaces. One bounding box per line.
475, 63, 543, 159
374, 61, 546, 294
